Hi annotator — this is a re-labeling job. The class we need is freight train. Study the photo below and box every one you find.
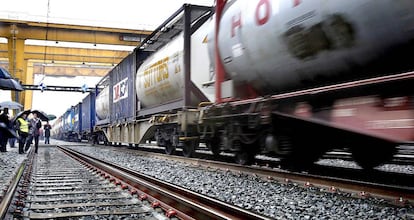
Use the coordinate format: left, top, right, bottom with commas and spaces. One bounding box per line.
52, 0, 414, 169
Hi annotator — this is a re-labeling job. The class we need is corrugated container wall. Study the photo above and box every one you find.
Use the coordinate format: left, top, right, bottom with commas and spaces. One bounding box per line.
109, 52, 136, 123
73, 103, 81, 133
81, 92, 96, 133
63, 109, 73, 132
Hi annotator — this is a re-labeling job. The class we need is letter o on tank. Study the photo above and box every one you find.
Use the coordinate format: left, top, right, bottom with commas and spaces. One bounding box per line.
255, 0, 271, 25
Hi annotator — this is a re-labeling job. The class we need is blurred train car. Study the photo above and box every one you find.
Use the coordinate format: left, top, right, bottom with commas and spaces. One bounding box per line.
53, 92, 97, 142
80, 92, 96, 141
58, 105, 78, 141
84, 5, 214, 149
55, 1, 414, 169
51, 115, 63, 139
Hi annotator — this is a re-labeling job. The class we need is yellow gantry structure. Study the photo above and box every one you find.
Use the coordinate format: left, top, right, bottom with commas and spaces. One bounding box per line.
0, 19, 152, 108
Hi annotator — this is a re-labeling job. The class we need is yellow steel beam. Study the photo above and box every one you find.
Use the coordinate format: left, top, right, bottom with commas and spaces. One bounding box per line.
0, 43, 129, 64
32, 64, 112, 77
0, 19, 151, 46
0, 61, 112, 77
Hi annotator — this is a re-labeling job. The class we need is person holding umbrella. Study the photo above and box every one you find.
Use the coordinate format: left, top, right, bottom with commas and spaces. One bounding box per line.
1, 101, 23, 149
0, 108, 10, 152
16, 112, 29, 154
25, 112, 42, 153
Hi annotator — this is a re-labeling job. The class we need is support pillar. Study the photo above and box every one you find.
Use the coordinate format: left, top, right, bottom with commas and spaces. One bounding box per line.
7, 24, 32, 109
23, 60, 33, 109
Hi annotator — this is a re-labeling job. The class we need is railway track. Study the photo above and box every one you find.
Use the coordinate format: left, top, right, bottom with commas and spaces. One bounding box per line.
78, 143, 414, 198
5, 148, 162, 219
3, 142, 411, 218
321, 146, 414, 166
64, 144, 414, 214
1, 145, 269, 219
118, 142, 414, 167
75, 143, 414, 201
132, 149, 414, 207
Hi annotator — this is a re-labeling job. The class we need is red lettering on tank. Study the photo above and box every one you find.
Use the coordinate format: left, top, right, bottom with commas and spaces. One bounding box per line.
255, 0, 271, 25
293, 0, 301, 7
231, 12, 242, 37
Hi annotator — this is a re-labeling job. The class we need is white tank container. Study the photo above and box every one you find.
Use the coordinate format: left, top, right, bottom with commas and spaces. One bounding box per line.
214, 0, 414, 94
95, 86, 110, 120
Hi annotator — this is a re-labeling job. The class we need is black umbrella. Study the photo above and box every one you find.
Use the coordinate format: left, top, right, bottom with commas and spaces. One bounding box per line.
0, 67, 24, 91
0, 67, 12, 78
31, 110, 50, 121
0, 100, 23, 110
11, 109, 31, 124
47, 114, 57, 121
0, 122, 18, 138
0, 78, 24, 91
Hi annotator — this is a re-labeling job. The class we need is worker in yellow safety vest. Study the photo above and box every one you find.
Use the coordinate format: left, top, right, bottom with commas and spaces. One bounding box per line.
16, 113, 29, 154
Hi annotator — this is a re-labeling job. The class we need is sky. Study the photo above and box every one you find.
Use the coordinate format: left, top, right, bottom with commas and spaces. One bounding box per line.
0, 0, 215, 120
0, 0, 215, 30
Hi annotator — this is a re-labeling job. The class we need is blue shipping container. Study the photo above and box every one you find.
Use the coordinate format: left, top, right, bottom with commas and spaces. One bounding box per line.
109, 52, 136, 123
81, 92, 96, 132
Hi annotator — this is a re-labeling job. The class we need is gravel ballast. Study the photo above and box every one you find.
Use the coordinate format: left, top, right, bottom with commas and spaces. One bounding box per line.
67, 145, 414, 219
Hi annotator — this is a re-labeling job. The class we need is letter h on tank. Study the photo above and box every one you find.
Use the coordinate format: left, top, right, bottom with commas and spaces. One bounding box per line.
231, 13, 242, 37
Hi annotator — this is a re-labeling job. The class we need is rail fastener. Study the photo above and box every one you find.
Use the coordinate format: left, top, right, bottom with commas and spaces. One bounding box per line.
329, 186, 338, 192
359, 191, 370, 198
395, 197, 409, 206
166, 209, 177, 218
13, 208, 23, 216
304, 182, 313, 187
14, 201, 24, 207
151, 201, 161, 208
139, 194, 148, 201
130, 189, 138, 195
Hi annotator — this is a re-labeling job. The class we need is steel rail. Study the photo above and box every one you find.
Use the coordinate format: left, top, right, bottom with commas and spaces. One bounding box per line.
134, 150, 414, 206
58, 146, 270, 220
0, 152, 32, 218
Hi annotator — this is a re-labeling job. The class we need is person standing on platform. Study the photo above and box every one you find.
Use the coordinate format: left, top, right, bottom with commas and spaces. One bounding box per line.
25, 113, 41, 153
16, 113, 29, 154
44, 121, 51, 144
8, 112, 18, 148
0, 108, 10, 152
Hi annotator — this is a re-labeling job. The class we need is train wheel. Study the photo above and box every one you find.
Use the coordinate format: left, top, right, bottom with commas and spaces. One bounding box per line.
235, 150, 255, 165
207, 137, 221, 156
182, 140, 197, 158
351, 141, 396, 170
210, 145, 221, 157
281, 150, 324, 171
279, 135, 329, 170
165, 142, 175, 155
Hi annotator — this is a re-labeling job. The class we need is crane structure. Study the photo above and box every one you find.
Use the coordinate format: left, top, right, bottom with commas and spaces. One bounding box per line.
0, 19, 152, 108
